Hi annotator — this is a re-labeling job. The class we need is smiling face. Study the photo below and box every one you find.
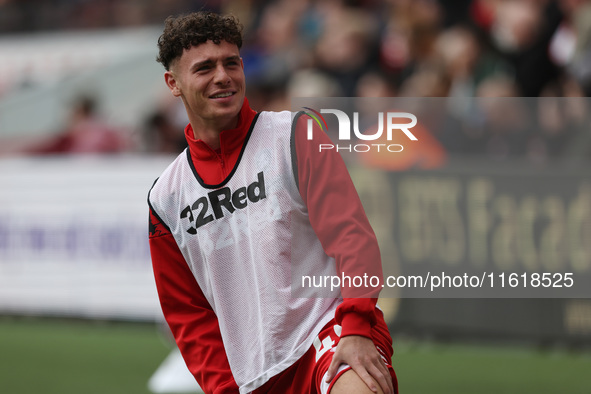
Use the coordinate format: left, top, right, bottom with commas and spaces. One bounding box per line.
164, 40, 246, 138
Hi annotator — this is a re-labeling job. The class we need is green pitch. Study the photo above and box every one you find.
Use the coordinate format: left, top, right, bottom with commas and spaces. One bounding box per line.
0, 318, 589, 394
393, 340, 591, 394
0, 318, 170, 394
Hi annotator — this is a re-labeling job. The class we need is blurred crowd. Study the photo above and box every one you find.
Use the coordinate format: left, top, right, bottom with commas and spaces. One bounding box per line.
3, 0, 591, 163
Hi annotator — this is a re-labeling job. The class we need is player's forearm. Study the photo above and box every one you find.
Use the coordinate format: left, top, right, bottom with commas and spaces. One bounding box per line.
294, 116, 383, 338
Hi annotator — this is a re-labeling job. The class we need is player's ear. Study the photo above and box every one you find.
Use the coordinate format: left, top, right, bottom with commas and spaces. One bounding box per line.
164, 71, 182, 97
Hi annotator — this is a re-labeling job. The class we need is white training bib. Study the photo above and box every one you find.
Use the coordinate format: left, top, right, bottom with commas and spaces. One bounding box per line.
149, 110, 341, 393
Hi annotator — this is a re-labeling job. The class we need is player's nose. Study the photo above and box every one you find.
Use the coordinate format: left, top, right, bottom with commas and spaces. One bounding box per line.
213, 63, 231, 85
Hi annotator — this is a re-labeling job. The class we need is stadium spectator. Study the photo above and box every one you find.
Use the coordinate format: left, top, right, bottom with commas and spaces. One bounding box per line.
142, 110, 188, 154
28, 95, 131, 154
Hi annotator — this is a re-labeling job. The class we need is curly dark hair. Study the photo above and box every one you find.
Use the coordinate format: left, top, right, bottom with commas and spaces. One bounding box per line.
156, 11, 243, 71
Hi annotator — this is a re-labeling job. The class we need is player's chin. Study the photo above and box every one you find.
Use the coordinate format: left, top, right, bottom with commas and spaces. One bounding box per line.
209, 103, 242, 121
213, 97, 243, 112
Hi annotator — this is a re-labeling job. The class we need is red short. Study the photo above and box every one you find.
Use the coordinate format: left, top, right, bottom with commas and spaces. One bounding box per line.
252, 310, 398, 394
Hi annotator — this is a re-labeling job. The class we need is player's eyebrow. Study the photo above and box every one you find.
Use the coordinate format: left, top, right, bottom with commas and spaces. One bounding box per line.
225, 55, 241, 63
190, 56, 241, 72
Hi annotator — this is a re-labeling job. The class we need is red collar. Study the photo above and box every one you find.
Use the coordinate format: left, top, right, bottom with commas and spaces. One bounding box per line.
184, 98, 257, 161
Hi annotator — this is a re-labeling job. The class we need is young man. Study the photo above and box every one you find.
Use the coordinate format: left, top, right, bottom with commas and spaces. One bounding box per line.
148, 11, 398, 394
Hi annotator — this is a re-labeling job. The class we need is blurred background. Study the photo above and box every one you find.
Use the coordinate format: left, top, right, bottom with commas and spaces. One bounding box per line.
1, 0, 591, 393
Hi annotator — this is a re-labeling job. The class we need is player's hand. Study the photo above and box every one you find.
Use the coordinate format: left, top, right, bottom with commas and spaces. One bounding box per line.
325, 335, 394, 394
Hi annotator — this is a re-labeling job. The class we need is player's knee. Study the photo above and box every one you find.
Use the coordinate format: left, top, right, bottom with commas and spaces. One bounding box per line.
329, 369, 385, 394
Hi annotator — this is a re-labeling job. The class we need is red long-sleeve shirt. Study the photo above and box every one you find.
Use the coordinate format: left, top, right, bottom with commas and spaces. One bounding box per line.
149, 99, 382, 393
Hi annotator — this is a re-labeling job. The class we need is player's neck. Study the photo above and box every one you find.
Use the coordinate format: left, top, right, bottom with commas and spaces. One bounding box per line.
189, 115, 239, 151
